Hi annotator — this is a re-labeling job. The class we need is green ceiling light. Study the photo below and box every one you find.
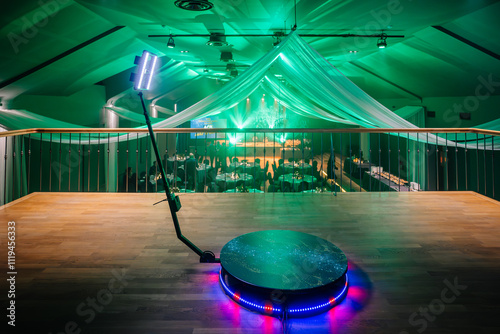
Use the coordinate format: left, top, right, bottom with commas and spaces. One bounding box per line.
174, 0, 213, 11
377, 34, 388, 49
167, 35, 175, 48
228, 134, 238, 144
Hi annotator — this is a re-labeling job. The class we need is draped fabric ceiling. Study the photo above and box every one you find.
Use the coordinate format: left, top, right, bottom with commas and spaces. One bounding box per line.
0, 31, 497, 149
147, 31, 419, 129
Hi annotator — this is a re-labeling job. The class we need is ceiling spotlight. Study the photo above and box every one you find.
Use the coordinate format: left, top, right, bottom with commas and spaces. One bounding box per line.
220, 51, 233, 62
167, 36, 175, 48
174, 0, 214, 11
272, 31, 285, 47
230, 69, 238, 77
226, 63, 236, 71
207, 33, 229, 47
377, 34, 388, 49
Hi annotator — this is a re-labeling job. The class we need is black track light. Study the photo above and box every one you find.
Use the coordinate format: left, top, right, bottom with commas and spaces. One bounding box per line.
167, 36, 175, 48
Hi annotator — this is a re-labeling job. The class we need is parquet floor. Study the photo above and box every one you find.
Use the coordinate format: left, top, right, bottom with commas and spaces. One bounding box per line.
1, 191, 499, 334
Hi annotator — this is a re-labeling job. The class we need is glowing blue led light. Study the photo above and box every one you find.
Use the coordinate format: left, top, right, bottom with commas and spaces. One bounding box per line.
219, 270, 348, 316
134, 50, 158, 91
289, 276, 349, 313
145, 55, 157, 90
219, 271, 282, 313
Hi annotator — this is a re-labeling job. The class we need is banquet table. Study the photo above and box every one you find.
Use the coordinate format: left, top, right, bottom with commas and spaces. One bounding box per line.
216, 172, 254, 190
227, 161, 259, 173
283, 162, 312, 174
148, 173, 181, 191
223, 188, 264, 193
159, 188, 195, 193
362, 171, 410, 192
277, 173, 317, 192
175, 189, 196, 193
196, 164, 214, 184
343, 158, 371, 178
302, 188, 331, 193
167, 156, 187, 173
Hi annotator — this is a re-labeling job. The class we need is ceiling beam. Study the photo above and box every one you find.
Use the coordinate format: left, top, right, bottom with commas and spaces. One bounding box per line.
149, 33, 404, 38
349, 62, 423, 102
432, 26, 500, 62
0, 26, 126, 90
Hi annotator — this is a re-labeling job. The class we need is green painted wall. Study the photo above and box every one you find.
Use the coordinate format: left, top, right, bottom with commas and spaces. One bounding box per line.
10, 85, 106, 127
378, 95, 500, 128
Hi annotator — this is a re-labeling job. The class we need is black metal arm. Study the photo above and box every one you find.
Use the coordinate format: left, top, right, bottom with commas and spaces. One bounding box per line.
139, 92, 219, 263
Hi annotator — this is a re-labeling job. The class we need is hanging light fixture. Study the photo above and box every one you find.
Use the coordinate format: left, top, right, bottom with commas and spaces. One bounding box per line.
174, 0, 214, 11
220, 51, 233, 62
167, 35, 175, 48
377, 33, 388, 49
272, 31, 285, 47
206, 33, 229, 47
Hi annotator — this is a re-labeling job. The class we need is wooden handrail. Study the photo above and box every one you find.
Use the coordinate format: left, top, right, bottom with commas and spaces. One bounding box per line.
1, 127, 499, 137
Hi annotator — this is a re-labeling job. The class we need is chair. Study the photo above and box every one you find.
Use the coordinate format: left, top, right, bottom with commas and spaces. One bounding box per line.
267, 179, 277, 193
175, 167, 185, 186
138, 172, 147, 192
282, 181, 292, 192
298, 181, 310, 192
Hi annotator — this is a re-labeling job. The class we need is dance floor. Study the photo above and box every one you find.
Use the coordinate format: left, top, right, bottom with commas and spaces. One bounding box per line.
1, 192, 499, 333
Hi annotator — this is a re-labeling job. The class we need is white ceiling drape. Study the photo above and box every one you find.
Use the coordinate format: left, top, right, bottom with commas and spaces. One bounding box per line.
0, 31, 497, 149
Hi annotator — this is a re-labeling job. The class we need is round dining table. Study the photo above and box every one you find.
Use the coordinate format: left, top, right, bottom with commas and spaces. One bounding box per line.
227, 161, 259, 172
216, 172, 254, 189
283, 162, 312, 174
277, 173, 317, 191
223, 188, 264, 193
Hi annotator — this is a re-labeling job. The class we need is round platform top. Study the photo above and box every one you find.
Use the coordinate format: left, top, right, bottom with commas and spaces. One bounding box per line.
220, 230, 348, 291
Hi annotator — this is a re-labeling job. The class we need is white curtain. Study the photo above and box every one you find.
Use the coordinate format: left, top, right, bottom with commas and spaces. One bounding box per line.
394, 106, 426, 189
0, 127, 9, 205
0, 31, 497, 150
0, 126, 26, 205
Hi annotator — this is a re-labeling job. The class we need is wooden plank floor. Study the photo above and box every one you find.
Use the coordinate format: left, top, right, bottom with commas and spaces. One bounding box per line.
1, 192, 500, 334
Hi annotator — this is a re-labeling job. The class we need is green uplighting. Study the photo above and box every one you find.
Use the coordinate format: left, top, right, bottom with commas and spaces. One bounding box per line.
228, 134, 238, 145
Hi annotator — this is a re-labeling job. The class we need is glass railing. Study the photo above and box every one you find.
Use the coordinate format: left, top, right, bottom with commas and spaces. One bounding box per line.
1, 127, 498, 205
